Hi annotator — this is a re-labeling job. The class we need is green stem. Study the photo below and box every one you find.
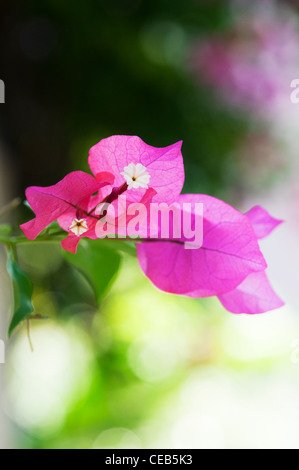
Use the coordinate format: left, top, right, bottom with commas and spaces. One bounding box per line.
0, 232, 65, 246
0, 230, 187, 249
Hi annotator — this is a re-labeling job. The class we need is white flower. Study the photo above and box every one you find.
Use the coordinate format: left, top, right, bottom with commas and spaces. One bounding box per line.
69, 218, 89, 236
121, 162, 150, 190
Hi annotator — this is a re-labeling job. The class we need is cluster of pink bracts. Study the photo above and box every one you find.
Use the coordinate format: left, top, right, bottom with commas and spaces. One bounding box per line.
20, 135, 284, 314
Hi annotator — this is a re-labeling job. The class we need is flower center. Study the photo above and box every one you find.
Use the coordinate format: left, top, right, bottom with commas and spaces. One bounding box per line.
121, 162, 150, 190
69, 218, 89, 236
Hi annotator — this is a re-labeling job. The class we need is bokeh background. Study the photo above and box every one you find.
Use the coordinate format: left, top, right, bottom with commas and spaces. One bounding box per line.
0, 0, 299, 449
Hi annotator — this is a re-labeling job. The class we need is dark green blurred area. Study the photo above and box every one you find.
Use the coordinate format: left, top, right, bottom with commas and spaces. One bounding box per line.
0, 0, 250, 199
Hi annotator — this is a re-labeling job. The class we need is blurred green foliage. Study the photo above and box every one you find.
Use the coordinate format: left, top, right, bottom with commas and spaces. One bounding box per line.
64, 239, 121, 302
0, 0, 249, 199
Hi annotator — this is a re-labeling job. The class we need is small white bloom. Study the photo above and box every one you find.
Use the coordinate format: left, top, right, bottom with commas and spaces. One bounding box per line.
121, 162, 150, 190
69, 218, 89, 236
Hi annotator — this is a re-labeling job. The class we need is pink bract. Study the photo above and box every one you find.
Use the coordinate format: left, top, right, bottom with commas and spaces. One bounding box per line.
218, 271, 284, 314
137, 194, 267, 298
245, 205, 283, 239
136, 195, 284, 313
20, 171, 114, 241
88, 135, 185, 203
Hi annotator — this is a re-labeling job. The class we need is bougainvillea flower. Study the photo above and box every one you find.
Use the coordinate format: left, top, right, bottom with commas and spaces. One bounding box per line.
121, 163, 151, 190
87, 135, 184, 240
217, 205, 284, 313
69, 218, 89, 237
20, 135, 284, 314
21, 135, 185, 252
58, 192, 111, 254
20, 170, 114, 252
137, 195, 283, 313
88, 135, 184, 204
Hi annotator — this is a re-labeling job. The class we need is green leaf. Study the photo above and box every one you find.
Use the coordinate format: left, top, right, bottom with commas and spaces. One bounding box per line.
64, 239, 121, 302
99, 238, 136, 257
6, 249, 34, 337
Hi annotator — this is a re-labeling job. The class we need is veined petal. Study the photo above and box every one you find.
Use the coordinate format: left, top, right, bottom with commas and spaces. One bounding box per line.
88, 135, 184, 203
218, 271, 284, 314
137, 194, 267, 297
20, 171, 113, 240
246, 205, 283, 239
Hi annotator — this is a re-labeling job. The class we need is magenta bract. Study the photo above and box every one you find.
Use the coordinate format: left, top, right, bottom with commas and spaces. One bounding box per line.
20, 171, 114, 241
137, 194, 267, 296
218, 271, 284, 314
137, 196, 284, 313
89, 135, 184, 204
245, 205, 283, 239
